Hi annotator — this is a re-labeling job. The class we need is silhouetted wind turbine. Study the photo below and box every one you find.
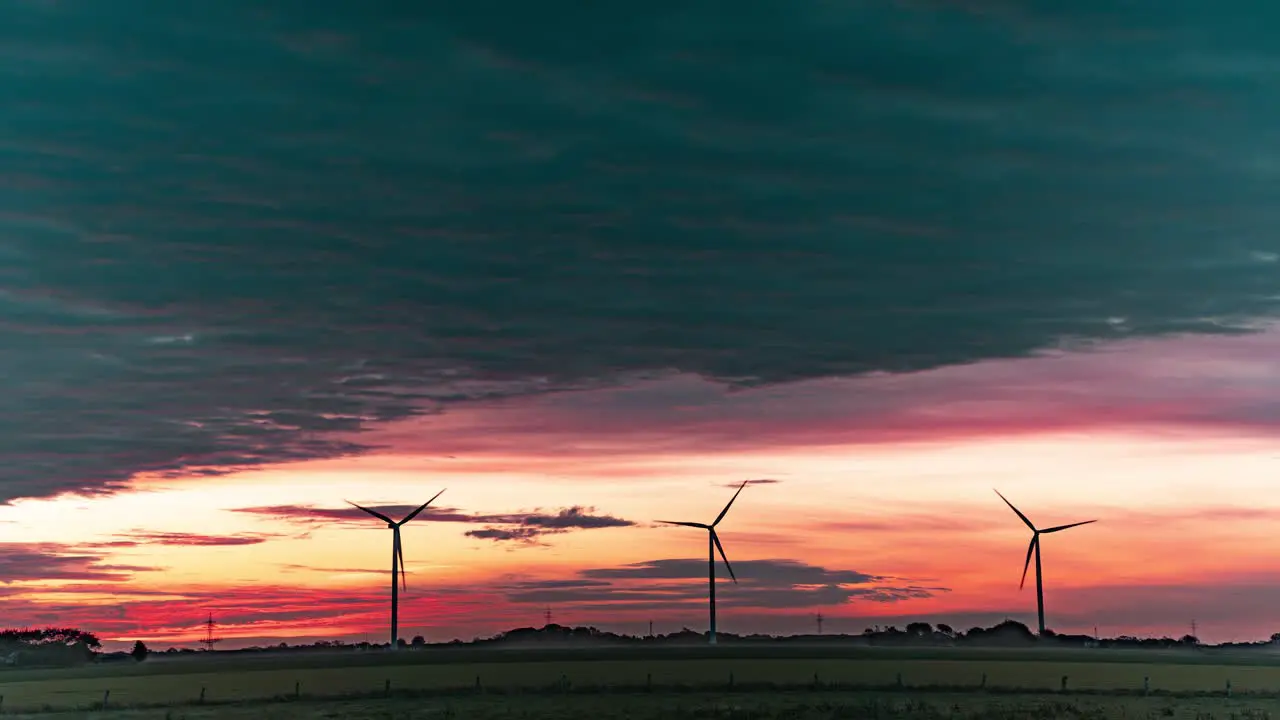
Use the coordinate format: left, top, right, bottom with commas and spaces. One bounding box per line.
657, 481, 748, 645
347, 489, 445, 649
995, 489, 1095, 636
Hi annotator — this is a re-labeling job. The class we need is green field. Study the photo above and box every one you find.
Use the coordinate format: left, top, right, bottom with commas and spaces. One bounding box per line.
5, 691, 1280, 720
3, 646, 1280, 715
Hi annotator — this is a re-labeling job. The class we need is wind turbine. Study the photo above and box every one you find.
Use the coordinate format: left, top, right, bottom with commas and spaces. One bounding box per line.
657, 480, 748, 645
994, 489, 1095, 636
347, 489, 445, 649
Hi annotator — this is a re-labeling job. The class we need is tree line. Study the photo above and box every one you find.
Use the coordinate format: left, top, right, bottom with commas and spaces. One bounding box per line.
2, 620, 1277, 666
0, 628, 150, 667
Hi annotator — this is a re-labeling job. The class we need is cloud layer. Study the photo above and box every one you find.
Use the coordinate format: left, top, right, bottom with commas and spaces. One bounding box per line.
504, 558, 946, 611
233, 503, 633, 544
0, 543, 158, 584
364, 326, 1280, 461
1, 3, 1280, 499
96, 531, 279, 548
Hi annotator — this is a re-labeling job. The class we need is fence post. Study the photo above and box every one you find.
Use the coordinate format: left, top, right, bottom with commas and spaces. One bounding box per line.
102, 690, 110, 709
813, 672, 820, 689
1061, 675, 1068, 692
728, 671, 734, 689
294, 681, 300, 699
980, 672, 987, 689
1226, 679, 1232, 697
199, 687, 206, 704
896, 672, 903, 688
646, 673, 652, 692
1143, 677, 1150, 696
385, 678, 391, 696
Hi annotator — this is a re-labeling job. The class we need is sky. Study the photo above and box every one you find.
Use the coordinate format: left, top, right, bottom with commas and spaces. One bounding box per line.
2, 1, 1280, 649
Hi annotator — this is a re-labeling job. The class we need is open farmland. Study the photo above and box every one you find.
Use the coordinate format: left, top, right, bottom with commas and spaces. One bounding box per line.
6, 691, 1280, 720
3, 647, 1280, 713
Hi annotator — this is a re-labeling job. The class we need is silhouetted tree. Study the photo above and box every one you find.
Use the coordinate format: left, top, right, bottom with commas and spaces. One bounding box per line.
130, 641, 149, 662
1181, 635, 1200, 646
0, 628, 102, 651
936, 623, 954, 637
905, 622, 933, 637
961, 620, 1036, 647
411, 635, 425, 647
0, 627, 102, 666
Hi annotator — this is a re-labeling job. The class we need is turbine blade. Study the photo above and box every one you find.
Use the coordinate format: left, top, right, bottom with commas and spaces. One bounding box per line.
656, 520, 709, 529
711, 530, 737, 584
994, 489, 1036, 531
346, 500, 395, 525
395, 529, 407, 592
1040, 519, 1097, 534
712, 480, 749, 527
399, 488, 446, 525
1019, 535, 1037, 590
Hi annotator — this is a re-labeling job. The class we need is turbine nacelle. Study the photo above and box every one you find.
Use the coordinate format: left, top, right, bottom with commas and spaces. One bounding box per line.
655, 480, 749, 584
347, 486, 446, 529
995, 489, 1096, 591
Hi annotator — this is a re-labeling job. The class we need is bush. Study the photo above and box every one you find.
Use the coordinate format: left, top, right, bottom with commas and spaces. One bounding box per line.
131, 640, 149, 662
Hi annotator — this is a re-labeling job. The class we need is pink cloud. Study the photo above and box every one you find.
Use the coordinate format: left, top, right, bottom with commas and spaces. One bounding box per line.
351, 326, 1280, 463
0, 543, 159, 584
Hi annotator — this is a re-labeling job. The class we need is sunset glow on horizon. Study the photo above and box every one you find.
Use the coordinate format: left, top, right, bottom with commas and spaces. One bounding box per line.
8, 332, 1280, 650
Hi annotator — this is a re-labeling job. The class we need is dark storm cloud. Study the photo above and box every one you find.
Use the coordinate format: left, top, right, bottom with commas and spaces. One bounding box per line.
3, 2, 1280, 500
504, 558, 946, 609
234, 503, 633, 544
371, 329, 1280, 460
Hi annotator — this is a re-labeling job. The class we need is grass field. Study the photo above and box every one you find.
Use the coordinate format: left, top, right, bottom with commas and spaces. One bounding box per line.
5, 691, 1280, 720
2, 647, 1280, 714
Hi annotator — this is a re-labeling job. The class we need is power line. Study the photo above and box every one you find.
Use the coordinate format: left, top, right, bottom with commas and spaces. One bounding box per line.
544, 607, 552, 626
815, 613, 824, 635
